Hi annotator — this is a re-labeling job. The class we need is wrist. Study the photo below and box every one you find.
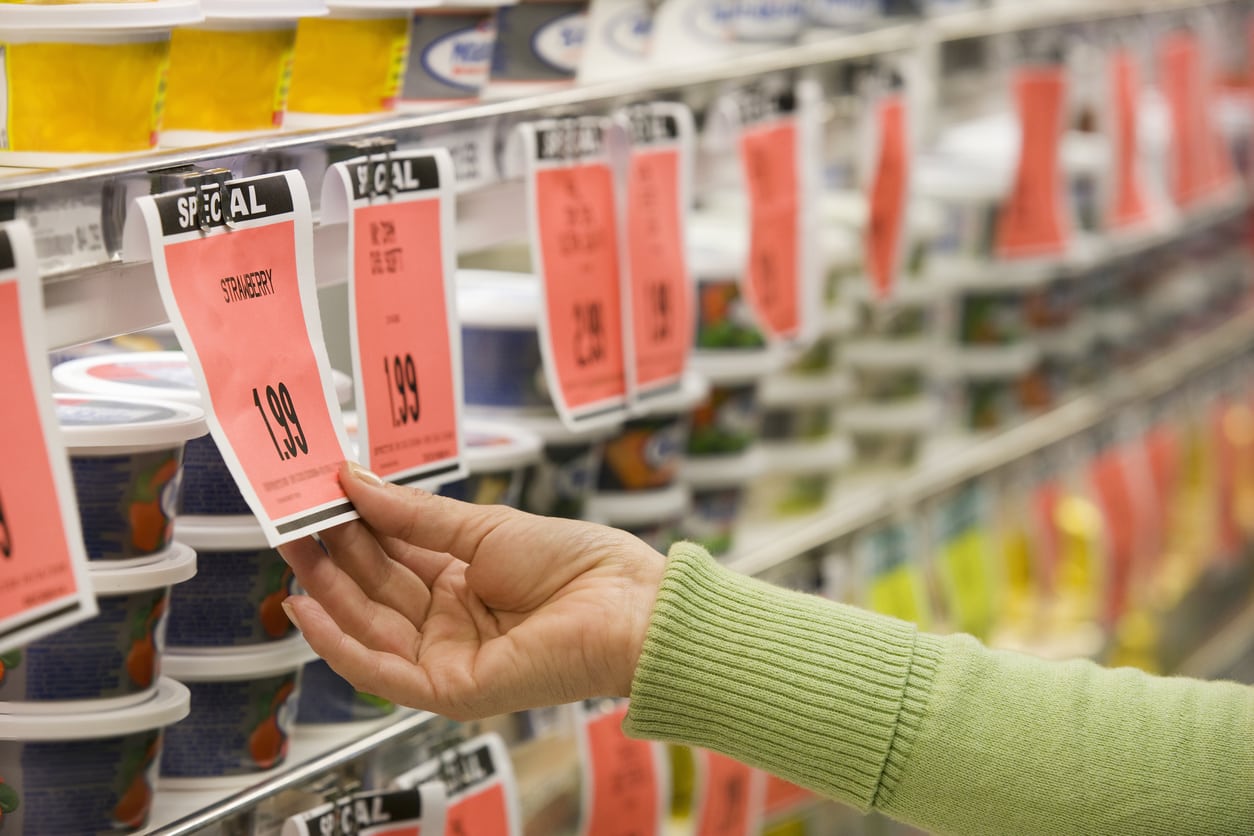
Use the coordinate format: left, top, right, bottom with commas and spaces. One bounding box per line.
615, 541, 667, 697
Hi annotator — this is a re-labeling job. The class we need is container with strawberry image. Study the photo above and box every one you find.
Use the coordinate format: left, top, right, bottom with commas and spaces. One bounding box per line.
127, 453, 183, 555
125, 590, 169, 691
111, 730, 161, 831
0, 774, 18, 832
0, 651, 20, 690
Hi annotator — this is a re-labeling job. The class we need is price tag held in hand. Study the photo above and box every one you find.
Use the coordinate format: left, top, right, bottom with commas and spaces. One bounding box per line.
391, 733, 523, 836
1106, 50, 1154, 230
520, 117, 629, 430
996, 65, 1072, 259
864, 93, 910, 300
576, 700, 668, 836
322, 149, 466, 489
616, 103, 696, 404
0, 220, 97, 654
693, 751, 766, 836
125, 171, 357, 546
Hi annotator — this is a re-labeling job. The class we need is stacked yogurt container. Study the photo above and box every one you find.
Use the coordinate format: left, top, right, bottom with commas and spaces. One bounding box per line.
49, 352, 357, 782
0, 393, 206, 833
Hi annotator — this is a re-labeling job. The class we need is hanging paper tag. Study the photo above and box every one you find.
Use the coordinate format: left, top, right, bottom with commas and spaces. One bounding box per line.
1106, 50, 1153, 230
520, 117, 630, 430
996, 65, 1072, 259
282, 783, 448, 836
693, 751, 766, 836
737, 88, 804, 342
762, 775, 813, 818
391, 734, 523, 836
576, 699, 668, 836
616, 102, 695, 404
1141, 424, 1181, 563
322, 150, 466, 489
856, 521, 929, 626
0, 221, 97, 655
423, 126, 498, 192
864, 93, 909, 300
124, 171, 357, 545
931, 483, 996, 639
1159, 31, 1218, 208
1088, 448, 1141, 625
1211, 400, 1241, 560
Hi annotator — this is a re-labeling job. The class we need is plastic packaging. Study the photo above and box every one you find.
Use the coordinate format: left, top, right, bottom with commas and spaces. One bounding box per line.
296, 658, 396, 726
598, 373, 709, 492
457, 270, 551, 410
585, 482, 691, 554
502, 411, 619, 518
169, 515, 296, 648
751, 436, 851, 516
681, 447, 766, 555
759, 372, 847, 443
399, 4, 508, 111
0, 678, 190, 834
438, 418, 543, 506
685, 380, 762, 457
56, 393, 207, 564
160, 636, 317, 786
482, 0, 587, 99
0, 544, 195, 713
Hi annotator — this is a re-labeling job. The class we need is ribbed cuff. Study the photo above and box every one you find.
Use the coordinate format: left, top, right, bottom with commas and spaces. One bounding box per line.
623, 542, 942, 812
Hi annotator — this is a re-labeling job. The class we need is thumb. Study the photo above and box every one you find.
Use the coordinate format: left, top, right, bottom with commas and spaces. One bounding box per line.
339, 461, 514, 560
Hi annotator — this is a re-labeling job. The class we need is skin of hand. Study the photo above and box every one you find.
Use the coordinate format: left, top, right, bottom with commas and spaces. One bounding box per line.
277, 462, 667, 721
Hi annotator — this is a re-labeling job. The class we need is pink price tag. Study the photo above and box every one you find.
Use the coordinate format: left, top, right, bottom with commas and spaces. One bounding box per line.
620, 104, 694, 400
328, 151, 465, 488
865, 94, 909, 300
524, 119, 629, 430
131, 172, 356, 545
391, 734, 522, 836
1159, 32, 1218, 208
740, 118, 801, 341
996, 66, 1072, 259
1107, 51, 1153, 230
693, 751, 765, 836
578, 702, 665, 836
0, 221, 96, 653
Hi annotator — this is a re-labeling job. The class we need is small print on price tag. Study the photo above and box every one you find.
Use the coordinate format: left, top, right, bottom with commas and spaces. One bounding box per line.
693, 751, 766, 836
124, 171, 357, 546
391, 733, 523, 836
864, 93, 910, 300
996, 65, 1072, 259
616, 102, 696, 406
1106, 50, 1153, 231
520, 117, 629, 431
0, 220, 97, 655
576, 699, 668, 836
322, 149, 466, 489
282, 783, 447, 836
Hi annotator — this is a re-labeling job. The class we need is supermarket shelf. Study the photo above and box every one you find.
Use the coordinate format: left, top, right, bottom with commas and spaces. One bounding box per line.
1174, 591, 1254, 681
727, 304, 1254, 577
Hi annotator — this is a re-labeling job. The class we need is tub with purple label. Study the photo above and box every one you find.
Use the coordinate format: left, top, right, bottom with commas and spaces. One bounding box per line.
53, 352, 352, 516
170, 515, 296, 648
296, 658, 396, 726
0, 678, 189, 834
680, 448, 765, 556
0, 544, 196, 713
438, 419, 543, 507
55, 393, 207, 564
160, 636, 317, 787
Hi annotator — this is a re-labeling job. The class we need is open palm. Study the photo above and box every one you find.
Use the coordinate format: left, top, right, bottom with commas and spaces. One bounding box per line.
278, 463, 665, 720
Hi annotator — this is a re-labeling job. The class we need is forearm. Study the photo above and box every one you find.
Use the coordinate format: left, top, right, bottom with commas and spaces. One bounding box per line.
624, 543, 1254, 835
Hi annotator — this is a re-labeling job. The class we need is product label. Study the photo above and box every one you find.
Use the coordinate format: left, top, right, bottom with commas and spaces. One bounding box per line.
693, 751, 765, 836
68, 445, 183, 562
296, 657, 395, 725
0, 220, 96, 655
492, 4, 586, 82
604, 3, 653, 57
287, 17, 410, 115
523, 442, 599, 518
421, 126, 496, 191
688, 384, 758, 456
391, 734, 523, 836
864, 93, 909, 300
806, 0, 877, 27
1106, 50, 1153, 230
181, 434, 252, 515
617, 103, 695, 401
520, 118, 630, 430
164, 26, 297, 134
125, 172, 358, 546
857, 521, 928, 626
684, 0, 737, 43
996, 65, 1071, 258
166, 546, 294, 647
283, 784, 446, 836
931, 483, 996, 639
600, 416, 684, 491
322, 150, 466, 489
404, 13, 495, 102
576, 700, 668, 836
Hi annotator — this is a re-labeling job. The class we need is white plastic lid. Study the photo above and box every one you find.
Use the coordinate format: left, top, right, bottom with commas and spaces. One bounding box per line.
585, 482, 690, 527
175, 515, 269, 550
53, 352, 353, 406
760, 372, 849, 408
635, 372, 709, 418
843, 399, 937, 434
842, 340, 934, 370
0, 678, 190, 741
842, 278, 941, 305
456, 270, 541, 329
940, 343, 1040, 380
90, 541, 198, 594
0, 0, 204, 30
821, 304, 856, 337
914, 154, 1009, 202
463, 418, 543, 472
927, 258, 1055, 291
201, 0, 328, 18
467, 409, 620, 445
761, 436, 852, 475
682, 447, 767, 488
691, 346, 790, 384
688, 213, 747, 279
56, 393, 208, 449
163, 635, 317, 680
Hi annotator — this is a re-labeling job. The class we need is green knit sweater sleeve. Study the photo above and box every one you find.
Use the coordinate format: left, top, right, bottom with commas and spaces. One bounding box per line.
624, 542, 1254, 835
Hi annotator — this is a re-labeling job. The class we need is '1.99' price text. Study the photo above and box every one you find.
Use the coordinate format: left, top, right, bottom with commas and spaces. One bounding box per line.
384, 353, 421, 428
574, 301, 606, 367
253, 383, 309, 462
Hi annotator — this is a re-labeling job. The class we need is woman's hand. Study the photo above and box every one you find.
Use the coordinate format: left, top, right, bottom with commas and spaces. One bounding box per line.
277, 462, 666, 721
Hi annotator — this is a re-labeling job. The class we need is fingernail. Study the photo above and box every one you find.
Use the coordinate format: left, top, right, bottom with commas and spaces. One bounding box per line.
281, 599, 302, 632
347, 461, 385, 487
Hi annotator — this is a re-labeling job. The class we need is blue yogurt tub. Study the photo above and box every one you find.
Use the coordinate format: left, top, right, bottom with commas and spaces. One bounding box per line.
296, 658, 396, 727
56, 394, 207, 565
0, 678, 190, 834
53, 352, 353, 516
0, 544, 196, 713
457, 270, 551, 411
439, 418, 543, 507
